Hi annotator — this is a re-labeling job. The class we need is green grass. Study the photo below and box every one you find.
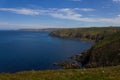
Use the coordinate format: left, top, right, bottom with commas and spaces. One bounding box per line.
0, 65, 120, 80
54, 27, 120, 36
50, 27, 120, 43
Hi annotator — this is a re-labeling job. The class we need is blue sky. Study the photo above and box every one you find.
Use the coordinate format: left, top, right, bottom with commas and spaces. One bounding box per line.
0, 0, 120, 29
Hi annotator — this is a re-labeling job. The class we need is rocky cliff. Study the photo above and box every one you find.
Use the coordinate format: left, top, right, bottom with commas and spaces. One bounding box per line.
50, 27, 120, 68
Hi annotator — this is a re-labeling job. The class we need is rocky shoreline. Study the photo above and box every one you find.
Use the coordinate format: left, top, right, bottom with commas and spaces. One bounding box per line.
50, 27, 120, 69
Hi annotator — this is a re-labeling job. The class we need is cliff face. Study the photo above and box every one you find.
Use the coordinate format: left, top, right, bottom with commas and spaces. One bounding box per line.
86, 39, 120, 67
50, 27, 120, 68
75, 33, 120, 68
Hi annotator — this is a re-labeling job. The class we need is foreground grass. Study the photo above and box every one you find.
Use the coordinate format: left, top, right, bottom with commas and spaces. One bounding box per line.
0, 66, 120, 80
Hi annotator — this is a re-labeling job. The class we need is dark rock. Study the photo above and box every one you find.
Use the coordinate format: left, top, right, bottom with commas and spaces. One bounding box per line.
54, 61, 80, 69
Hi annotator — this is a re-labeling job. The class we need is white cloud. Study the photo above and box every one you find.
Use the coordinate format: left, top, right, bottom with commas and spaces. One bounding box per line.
113, 0, 120, 1
0, 8, 47, 15
48, 8, 120, 24
0, 8, 120, 25
0, 7, 94, 17
50, 10, 120, 24
0, 22, 58, 29
118, 14, 120, 17
49, 8, 83, 21
113, 0, 120, 2
74, 8, 95, 11
97, 17, 120, 24
0, 22, 36, 29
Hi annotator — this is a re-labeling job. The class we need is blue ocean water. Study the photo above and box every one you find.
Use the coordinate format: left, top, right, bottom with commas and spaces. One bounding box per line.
0, 31, 93, 73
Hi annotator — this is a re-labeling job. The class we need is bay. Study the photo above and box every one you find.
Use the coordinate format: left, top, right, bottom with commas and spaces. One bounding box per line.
0, 31, 93, 72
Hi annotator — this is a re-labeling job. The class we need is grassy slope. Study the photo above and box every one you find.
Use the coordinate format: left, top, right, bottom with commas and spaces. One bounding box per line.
50, 27, 120, 42
0, 65, 120, 80
50, 27, 120, 36
93, 33, 120, 49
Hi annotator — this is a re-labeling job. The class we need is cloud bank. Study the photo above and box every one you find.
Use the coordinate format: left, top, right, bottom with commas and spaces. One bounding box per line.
0, 8, 120, 25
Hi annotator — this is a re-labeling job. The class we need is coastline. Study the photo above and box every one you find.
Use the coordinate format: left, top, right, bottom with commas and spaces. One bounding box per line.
0, 27, 119, 80
50, 27, 120, 69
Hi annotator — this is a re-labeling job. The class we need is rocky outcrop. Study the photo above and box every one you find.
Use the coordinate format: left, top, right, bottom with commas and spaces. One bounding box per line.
74, 34, 120, 68
86, 39, 120, 68
54, 61, 80, 69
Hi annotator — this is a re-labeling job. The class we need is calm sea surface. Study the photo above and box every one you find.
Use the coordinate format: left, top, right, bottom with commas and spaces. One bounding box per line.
0, 31, 93, 72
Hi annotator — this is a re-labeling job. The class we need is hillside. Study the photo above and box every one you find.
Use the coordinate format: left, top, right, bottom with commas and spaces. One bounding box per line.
50, 27, 120, 42
75, 33, 120, 68
50, 27, 120, 68
0, 65, 120, 80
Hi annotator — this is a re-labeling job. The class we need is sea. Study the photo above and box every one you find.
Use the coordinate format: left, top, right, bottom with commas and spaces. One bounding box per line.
0, 30, 93, 73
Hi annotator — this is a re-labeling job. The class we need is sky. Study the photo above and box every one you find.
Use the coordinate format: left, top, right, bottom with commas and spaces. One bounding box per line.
0, 0, 120, 29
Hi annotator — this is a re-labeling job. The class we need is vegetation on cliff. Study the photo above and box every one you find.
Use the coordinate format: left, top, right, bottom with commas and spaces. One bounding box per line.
80, 33, 120, 68
50, 27, 120, 68
50, 27, 120, 42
